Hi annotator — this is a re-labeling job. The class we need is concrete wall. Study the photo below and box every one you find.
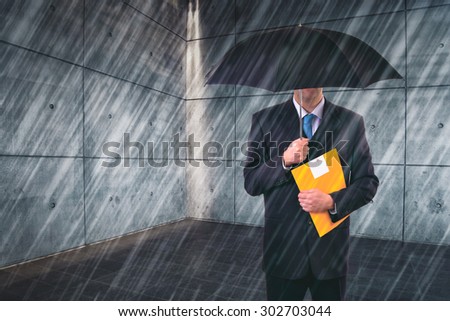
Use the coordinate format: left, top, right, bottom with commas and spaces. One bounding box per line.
0, 0, 187, 267
1, 0, 450, 268
185, 0, 450, 245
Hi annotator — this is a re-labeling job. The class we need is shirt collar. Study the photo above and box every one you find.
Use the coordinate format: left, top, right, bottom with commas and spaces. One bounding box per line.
292, 95, 325, 119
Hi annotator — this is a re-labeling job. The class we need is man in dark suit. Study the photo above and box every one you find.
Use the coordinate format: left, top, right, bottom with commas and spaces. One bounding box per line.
243, 88, 379, 300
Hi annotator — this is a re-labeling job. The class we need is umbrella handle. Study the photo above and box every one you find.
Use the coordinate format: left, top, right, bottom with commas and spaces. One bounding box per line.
299, 90, 303, 138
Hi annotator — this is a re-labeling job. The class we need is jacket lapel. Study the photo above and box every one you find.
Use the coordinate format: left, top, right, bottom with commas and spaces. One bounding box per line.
307, 99, 342, 161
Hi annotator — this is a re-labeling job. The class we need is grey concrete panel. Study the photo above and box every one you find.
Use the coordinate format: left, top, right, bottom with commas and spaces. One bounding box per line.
84, 71, 185, 160
235, 94, 292, 161
186, 161, 234, 222
405, 166, 450, 245
0, 0, 83, 64
236, 0, 403, 33
0, 157, 84, 267
0, 44, 83, 156
406, 87, 450, 165
187, 36, 235, 99
407, 0, 450, 9
85, 159, 185, 244
326, 89, 405, 165
407, 7, 450, 87
124, 0, 187, 38
187, 0, 235, 40
313, 12, 405, 89
350, 165, 403, 240
186, 98, 235, 160
234, 161, 264, 226
85, 0, 185, 97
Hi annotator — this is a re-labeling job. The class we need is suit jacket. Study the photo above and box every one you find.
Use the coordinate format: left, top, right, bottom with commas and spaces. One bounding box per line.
243, 98, 379, 280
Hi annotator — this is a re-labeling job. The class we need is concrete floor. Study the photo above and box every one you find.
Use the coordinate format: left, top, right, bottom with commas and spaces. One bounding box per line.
0, 219, 449, 300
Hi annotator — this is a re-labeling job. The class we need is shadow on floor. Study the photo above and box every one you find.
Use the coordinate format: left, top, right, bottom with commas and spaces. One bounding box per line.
1, 219, 449, 300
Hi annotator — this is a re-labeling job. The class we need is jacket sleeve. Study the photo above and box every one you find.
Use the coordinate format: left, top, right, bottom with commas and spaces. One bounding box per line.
243, 113, 292, 196
329, 116, 379, 222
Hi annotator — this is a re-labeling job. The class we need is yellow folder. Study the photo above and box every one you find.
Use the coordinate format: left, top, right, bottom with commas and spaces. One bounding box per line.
291, 148, 349, 237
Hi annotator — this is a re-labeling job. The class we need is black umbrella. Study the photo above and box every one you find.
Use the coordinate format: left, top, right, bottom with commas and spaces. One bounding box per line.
206, 25, 403, 91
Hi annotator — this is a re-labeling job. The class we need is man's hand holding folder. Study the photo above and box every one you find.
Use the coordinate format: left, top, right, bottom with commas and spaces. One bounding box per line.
291, 148, 350, 237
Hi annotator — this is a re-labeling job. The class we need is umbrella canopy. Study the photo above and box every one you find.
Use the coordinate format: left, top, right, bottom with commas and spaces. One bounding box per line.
206, 25, 403, 91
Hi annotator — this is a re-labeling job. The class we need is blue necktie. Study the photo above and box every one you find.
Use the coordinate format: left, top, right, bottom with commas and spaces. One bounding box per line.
303, 113, 316, 139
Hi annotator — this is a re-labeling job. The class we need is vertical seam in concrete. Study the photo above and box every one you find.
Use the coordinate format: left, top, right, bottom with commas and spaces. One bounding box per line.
82, 0, 87, 245
402, 0, 408, 244
233, 0, 237, 224
184, 8, 188, 220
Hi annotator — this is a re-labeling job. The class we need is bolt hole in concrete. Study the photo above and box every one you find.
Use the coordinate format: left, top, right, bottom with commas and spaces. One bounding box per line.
49, 202, 56, 209
429, 198, 444, 213
439, 43, 445, 48
49, 104, 55, 110
108, 114, 112, 119
438, 123, 444, 128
